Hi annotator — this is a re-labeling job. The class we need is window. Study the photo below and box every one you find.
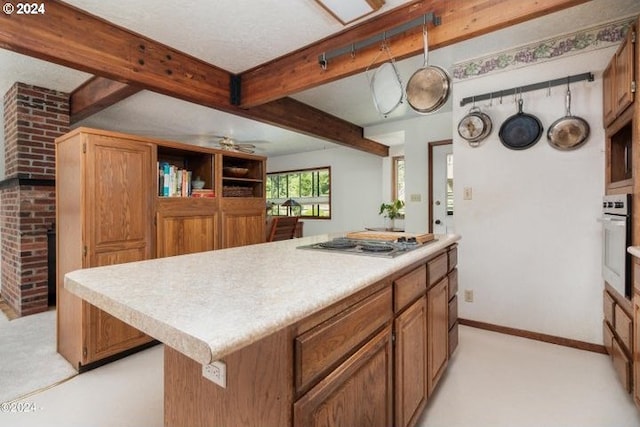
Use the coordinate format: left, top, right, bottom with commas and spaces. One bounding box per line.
392, 156, 405, 217
266, 167, 331, 219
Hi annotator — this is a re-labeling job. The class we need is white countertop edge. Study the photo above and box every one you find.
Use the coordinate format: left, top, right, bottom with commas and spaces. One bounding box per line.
628, 246, 640, 258
65, 233, 460, 365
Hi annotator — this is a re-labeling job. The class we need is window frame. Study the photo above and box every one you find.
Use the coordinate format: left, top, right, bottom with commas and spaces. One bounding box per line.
392, 156, 405, 218
266, 166, 332, 219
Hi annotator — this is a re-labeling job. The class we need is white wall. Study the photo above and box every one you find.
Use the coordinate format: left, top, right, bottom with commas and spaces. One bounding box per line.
366, 111, 453, 233
267, 146, 384, 236
452, 47, 614, 344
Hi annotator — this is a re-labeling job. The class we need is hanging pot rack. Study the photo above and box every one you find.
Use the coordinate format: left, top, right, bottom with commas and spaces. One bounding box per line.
459, 72, 594, 107
318, 12, 441, 70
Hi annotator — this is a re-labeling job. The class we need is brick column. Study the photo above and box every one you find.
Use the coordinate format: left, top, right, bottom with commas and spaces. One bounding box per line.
0, 82, 69, 316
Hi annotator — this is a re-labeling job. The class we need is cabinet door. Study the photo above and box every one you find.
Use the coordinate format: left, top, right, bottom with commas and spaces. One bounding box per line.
603, 61, 616, 126
294, 325, 393, 427
394, 297, 428, 427
157, 213, 217, 257
220, 199, 265, 248
633, 293, 640, 408
615, 27, 634, 115
83, 135, 154, 364
427, 276, 449, 394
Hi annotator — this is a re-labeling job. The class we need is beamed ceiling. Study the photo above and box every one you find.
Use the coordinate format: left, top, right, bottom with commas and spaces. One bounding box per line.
0, 0, 636, 156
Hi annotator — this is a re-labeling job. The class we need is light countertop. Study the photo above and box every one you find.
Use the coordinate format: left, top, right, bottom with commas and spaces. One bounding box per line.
65, 233, 460, 365
628, 246, 640, 258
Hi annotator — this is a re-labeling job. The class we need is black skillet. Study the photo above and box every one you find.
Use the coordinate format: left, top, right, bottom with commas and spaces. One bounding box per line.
499, 98, 543, 150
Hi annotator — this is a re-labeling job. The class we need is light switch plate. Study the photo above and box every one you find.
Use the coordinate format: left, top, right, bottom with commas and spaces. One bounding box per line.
463, 187, 472, 200
410, 193, 421, 202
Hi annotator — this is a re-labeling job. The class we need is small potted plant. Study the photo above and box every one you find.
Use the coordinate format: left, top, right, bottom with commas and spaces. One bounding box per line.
379, 199, 405, 231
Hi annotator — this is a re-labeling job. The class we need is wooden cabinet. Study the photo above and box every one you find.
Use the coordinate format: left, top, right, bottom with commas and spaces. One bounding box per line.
156, 198, 218, 257
394, 297, 428, 427
294, 325, 393, 427
604, 25, 635, 191
57, 128, 266, 369
603, 288, 633, 393
604, 25, 635, 127
447, 245, 459, 356
220, 198, 265, 248
56, 131, 155, 368
633, 293, 640, 407
427, 276, 449, 394
295, 286, 392, 394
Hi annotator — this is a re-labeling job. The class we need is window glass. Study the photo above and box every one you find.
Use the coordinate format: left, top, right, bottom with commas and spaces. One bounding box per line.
266, 167, 331, 219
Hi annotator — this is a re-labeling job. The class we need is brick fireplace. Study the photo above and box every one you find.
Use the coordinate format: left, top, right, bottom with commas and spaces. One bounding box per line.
0, 82, 69, 317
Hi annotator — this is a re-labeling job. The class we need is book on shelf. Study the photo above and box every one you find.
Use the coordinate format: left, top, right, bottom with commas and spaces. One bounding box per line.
191, 189, 215, 198
158, 162, 193, 197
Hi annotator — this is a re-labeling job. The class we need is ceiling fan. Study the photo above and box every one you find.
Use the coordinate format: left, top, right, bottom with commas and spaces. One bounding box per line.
215, 136, 258, 154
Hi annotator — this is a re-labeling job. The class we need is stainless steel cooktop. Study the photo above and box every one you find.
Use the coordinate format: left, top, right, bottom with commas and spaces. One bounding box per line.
297, 237, 436, 258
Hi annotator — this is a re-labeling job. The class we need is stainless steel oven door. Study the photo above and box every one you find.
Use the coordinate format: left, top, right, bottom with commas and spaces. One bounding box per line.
599, 214, 628, 297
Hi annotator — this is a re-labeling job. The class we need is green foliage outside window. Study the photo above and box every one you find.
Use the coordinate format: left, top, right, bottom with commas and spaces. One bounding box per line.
266, 167, 331, 218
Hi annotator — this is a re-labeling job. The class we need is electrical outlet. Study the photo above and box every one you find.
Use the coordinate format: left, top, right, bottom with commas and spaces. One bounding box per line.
202, 360, 226, 388
464, 289, 474, 303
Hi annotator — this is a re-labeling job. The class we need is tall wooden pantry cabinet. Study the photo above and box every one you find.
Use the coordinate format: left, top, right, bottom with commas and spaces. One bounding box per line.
56, 128, 266, 370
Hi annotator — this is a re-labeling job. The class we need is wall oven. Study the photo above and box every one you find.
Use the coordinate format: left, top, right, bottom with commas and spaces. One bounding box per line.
599, 194, 632, 299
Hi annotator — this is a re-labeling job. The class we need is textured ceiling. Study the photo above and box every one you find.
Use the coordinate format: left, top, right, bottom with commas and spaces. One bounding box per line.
1, 0, 639, 156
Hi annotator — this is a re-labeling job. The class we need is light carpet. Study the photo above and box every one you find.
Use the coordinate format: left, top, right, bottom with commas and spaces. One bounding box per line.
0, 309, 77, 403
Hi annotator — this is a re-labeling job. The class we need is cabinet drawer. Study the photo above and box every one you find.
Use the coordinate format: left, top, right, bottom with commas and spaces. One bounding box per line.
448, 321, 459, 357
295, 286, 392, 394
427, 253, 448, 287
603, 290, 615, 326
448, 268, 458, 300
611, 337, 632, 392
448, 246, 457, 272
394, 265, 426, 312
614, 304, 632, 351
603, 320, 614, 357
448, 295, 458, 330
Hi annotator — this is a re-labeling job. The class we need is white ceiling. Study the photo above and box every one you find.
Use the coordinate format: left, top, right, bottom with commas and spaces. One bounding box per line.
1, 0, 639, 156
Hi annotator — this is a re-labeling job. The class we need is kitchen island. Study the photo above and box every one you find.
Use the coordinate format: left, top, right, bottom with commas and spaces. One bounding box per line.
65, 233, 460, 427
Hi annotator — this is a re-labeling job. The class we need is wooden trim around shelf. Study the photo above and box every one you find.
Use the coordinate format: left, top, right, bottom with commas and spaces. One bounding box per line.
459, 318, 607, 354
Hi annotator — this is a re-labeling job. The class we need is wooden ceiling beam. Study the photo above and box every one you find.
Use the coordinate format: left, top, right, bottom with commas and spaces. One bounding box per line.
245, 98, 389, 157
0, 0, 386, 155
0, 0, 231, 110
238, 0, 590, 107
70, 77, 142, 123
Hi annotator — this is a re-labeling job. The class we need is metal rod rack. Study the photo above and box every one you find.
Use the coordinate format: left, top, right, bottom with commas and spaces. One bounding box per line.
459, 72, 594, 107
318, 12, 441, 69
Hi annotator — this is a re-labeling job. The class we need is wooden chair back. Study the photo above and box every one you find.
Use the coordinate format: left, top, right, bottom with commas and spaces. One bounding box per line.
267, 216, 299, 242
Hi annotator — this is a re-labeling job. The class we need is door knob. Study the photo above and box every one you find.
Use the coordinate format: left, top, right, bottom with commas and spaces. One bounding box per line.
435, 219, 442, 225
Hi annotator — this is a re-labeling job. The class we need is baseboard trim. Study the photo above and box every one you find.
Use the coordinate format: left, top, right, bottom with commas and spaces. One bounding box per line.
459, 318, 607, 355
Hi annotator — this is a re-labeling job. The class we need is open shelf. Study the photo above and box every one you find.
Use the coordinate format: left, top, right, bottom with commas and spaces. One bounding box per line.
157, 146, 215, 197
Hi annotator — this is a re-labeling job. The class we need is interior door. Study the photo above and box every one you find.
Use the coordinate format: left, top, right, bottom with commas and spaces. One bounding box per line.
431, 144, 453, 234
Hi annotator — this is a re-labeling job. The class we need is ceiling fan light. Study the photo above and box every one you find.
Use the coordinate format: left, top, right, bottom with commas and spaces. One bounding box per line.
315, 0, 384, 25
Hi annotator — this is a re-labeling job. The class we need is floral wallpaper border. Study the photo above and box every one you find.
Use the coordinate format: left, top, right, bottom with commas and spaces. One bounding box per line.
452, 17, 633, 81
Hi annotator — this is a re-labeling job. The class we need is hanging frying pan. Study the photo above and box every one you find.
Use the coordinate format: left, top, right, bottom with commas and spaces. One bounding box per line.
547, 82, 590, 150
499, 97, 543, 150
406, 27, 450, 114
